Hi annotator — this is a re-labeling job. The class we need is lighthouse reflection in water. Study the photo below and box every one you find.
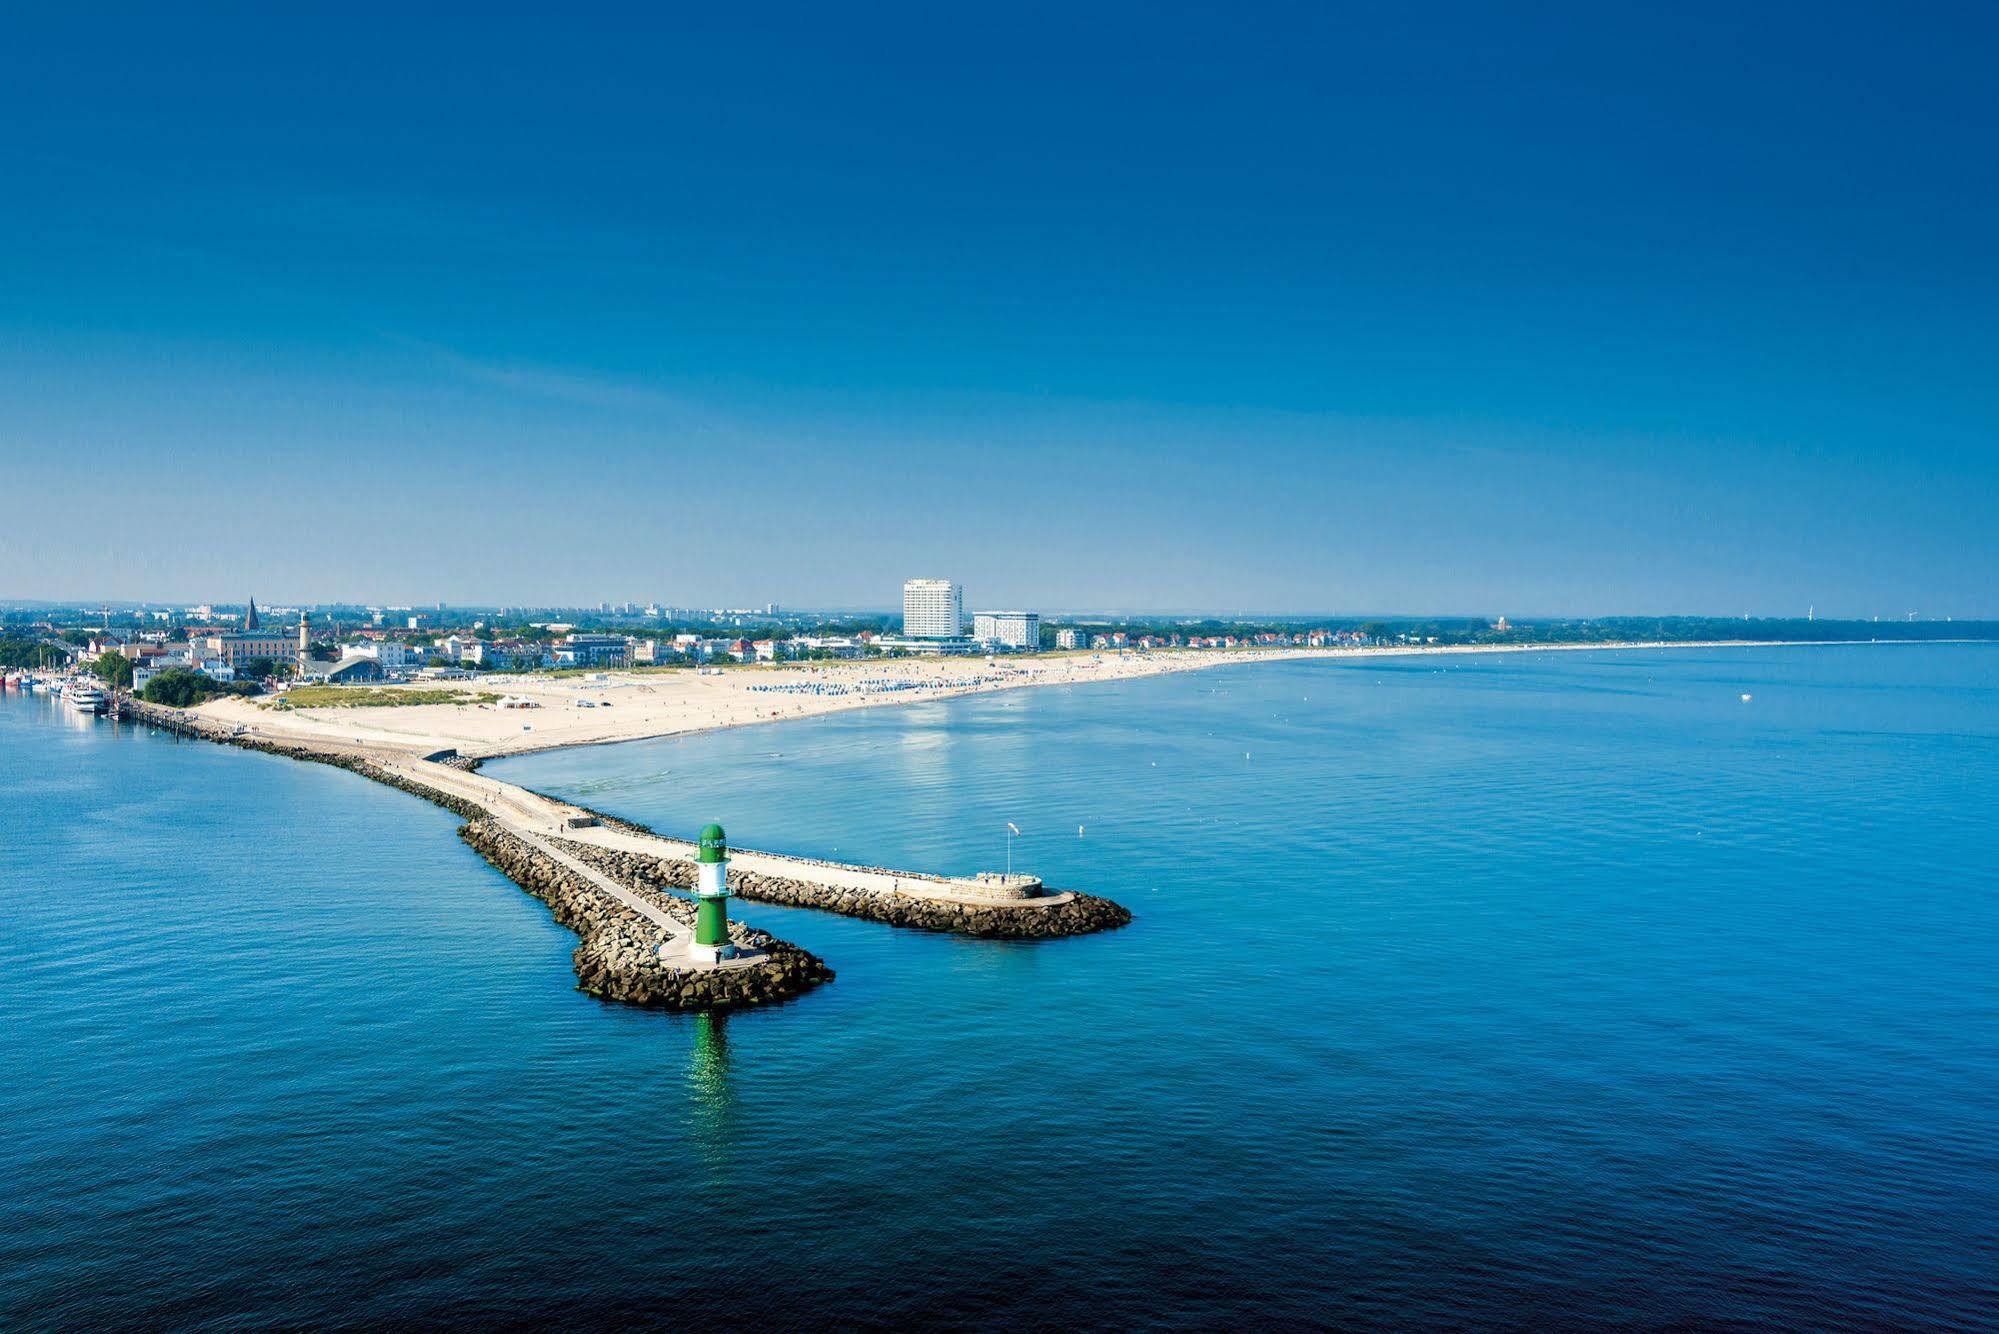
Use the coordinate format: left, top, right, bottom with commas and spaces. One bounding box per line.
685, 1011, 734, 1160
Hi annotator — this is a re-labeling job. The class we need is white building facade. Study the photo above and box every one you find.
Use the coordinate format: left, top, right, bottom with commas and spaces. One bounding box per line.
902, 579, 963, 639
555, 634, 633, 669
973, 612, 1040, 651
346, 640, 417, 673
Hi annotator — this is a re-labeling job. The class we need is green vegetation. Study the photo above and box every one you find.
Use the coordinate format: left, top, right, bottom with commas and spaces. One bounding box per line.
543, 664, 684, 678
139, 668, 257, 708
0, 638, 63, 670
91, 651, 135, 688
270, 687, 502, 710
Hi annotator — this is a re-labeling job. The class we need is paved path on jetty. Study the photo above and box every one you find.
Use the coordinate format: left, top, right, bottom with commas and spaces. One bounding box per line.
373, 753, 1079, 911
183, 711, 1080, 915
506, 825, 691, 949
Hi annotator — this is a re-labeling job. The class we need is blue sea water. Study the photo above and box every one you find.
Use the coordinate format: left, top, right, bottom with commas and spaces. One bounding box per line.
4, 645, 1997, 1328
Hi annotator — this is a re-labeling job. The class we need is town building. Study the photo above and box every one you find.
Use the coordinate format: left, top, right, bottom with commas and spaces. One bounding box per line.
317, 656, 384, 685
792, 636, 863, 659
555, 633, 632, 669
680, 637, 734, 662
873, 634, 978, 656
195, 629, 294, 671
973, 612, 1040, 651
348, 641, 416, 673
902, 578, 963, 639
437, 634, 496, 664
1055, 628, 1086, 650
485, 641, 535, 670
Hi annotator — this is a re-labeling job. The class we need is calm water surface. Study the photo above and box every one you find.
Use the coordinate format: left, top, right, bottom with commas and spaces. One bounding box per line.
5, 646, 1997, 1328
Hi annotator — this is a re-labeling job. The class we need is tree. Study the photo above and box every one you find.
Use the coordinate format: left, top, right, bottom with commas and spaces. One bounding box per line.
91, 651, 135, 688
0, 638, 55, 670
141, 668, 222, 708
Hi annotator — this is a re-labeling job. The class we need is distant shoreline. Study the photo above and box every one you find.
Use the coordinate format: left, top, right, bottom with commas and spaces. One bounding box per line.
490, 637, 1989, 763
183, 636, 1991, 767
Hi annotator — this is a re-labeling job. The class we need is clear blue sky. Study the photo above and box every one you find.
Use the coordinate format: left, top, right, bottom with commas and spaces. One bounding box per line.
2, 3, 1994, 616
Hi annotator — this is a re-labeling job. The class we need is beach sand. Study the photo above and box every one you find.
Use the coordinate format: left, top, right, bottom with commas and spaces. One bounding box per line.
195, 641, 1794, 762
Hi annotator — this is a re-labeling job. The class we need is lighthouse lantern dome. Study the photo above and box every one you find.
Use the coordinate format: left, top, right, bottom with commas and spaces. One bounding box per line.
698, 823, 728, 863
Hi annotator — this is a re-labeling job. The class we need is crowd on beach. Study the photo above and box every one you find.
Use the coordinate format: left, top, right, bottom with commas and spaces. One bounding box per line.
747, 670, 1023, 699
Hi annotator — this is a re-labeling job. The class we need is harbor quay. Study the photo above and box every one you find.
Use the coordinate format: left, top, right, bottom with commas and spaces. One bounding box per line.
117, 698, 1130, 1009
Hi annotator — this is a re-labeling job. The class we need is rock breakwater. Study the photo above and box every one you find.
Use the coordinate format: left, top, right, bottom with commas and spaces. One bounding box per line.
460, 822, 834, 1010
557, 839, 1134, 939
122, 699, 490, 820
116, 695, 1125, 1015
121, 699, 831, 1009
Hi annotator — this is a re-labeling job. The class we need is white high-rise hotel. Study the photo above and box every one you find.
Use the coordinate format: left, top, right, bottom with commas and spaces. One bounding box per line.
902, 578, 964, 639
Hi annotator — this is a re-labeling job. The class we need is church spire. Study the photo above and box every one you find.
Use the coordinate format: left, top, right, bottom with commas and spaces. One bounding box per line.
245, 597, 260, 631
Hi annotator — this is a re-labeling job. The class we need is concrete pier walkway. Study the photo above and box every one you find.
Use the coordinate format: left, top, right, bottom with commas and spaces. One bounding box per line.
507, 826, 684, 947
135, 704, 1098, 925
382, 752, 1082, 914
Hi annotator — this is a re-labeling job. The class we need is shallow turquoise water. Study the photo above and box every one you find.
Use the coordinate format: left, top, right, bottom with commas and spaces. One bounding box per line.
6, 646, 1998, 1327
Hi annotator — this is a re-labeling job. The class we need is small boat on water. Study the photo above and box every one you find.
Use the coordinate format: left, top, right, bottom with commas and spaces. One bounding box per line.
68, 683, 109, 714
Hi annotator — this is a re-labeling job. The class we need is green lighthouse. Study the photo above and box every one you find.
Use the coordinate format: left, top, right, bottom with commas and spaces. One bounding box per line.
691, 821, 733, 962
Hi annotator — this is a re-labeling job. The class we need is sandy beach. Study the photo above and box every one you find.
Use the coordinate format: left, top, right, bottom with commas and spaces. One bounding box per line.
195, 640, 1809, 762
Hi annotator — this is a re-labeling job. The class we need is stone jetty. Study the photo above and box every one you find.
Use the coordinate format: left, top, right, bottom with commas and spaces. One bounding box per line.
121, 699, 492, 819
561, 838, 1133, 939
461, 822, 832, 1009
117, 696, 1132, 1009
